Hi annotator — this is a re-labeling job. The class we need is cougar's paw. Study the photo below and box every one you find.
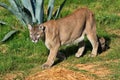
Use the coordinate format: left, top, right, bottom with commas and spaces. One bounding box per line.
88, 54, 97, 57
75, 52, 82, 58
41, 63, 51, 70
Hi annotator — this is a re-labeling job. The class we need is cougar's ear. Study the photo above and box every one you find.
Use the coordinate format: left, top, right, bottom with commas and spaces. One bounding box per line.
28, 24, 32, 30
39, 25, 45, 31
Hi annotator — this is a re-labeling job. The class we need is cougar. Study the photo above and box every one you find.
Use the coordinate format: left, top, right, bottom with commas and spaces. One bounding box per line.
28, 8, 105, 69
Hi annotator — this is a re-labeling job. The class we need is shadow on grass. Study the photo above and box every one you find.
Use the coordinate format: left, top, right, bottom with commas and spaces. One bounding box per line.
54, 35, 111, 65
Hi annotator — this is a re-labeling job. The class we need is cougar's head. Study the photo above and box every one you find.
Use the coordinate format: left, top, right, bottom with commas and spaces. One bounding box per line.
28, 24, 45, 43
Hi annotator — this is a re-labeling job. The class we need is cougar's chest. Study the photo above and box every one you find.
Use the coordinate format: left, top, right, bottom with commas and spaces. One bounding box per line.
45, 41, 51, 50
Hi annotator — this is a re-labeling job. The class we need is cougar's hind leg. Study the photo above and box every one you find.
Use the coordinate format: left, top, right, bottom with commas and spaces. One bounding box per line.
86, 12, 98, 57
87, 33, 98, 57
75, 40, 85, 58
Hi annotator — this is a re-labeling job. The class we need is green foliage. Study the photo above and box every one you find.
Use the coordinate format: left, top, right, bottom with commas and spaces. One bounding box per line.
53, 0, 66, 19
0, 20, 6, 25
96, 14, 120, 29
1, 30, 18, 42
0, 0, 66, 42
47, 0, 54, 21
0, 0, 120, 79
0, 54, 13, 73
0, 0, 66, 26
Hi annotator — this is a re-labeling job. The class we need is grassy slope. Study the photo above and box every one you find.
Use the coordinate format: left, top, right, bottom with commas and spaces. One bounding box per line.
0, 0, 120, 79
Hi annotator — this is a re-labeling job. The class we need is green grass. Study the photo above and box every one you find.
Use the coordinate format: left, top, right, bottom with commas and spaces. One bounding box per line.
0, 0, 120, 79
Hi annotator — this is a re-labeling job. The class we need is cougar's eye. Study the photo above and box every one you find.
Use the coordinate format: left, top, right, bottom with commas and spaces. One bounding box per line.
36, 34, 40, 38
36, 33, 39, 36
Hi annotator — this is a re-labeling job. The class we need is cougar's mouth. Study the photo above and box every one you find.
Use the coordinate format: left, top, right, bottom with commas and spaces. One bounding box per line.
32, 40, 38, 43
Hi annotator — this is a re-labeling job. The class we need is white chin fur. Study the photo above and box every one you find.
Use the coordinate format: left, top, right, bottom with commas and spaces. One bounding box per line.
32, 40, 38, 43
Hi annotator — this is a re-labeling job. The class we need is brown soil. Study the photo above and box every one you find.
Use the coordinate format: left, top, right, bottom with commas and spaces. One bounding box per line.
0, 44, 9, 53
1, 62, 111, 80
26, 67, 94, 80
25, 62, 111, 80
106, 28, 120, 36
1, 72, 24, 80
75, 63, 110, 78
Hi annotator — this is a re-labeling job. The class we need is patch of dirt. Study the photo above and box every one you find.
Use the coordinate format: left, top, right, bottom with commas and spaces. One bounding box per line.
0, 44, 9, 53
0, 62, 111, 80
75, 63, 110, 78
25, 61, 112, 80
1, 74, 16, 80
26, 67, 94, 80
106, 28, 120, 36
118, 13, 120, 16
1, 72, 24, 80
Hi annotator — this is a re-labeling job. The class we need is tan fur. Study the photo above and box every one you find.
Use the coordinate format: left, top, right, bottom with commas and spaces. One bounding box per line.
28, 8, 99, 69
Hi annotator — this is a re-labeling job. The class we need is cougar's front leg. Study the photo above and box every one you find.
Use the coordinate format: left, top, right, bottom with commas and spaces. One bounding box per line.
75, 41, 85, 57
42, 44, 59, 69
